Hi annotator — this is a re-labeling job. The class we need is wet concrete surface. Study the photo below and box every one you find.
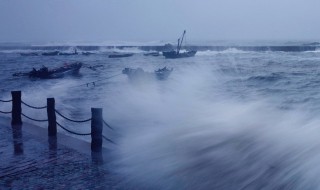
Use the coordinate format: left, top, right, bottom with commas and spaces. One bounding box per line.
0, 117, 121, 190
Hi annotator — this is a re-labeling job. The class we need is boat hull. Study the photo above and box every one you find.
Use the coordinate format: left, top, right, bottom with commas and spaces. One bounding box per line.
59, 52, 78, 56
162, 50, 197, 59
122, 67, 172, 81
144, 52, 160, 56
29, 62, 82, 79
20, 53, 39, 56
42, 51, 59, 56
108, 53, 134, 58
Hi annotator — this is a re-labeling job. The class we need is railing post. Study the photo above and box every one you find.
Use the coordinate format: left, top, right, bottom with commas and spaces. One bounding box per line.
11, 91, 22, 125
91, 108, 103, 152
47, 98, 57, 137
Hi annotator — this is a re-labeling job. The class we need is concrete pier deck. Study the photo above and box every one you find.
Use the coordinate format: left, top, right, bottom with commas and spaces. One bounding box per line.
0, 116, 120, 189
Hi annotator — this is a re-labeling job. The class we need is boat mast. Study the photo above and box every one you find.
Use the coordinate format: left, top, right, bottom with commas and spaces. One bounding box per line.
177, 38, 180, 54
177, 30, 186, 54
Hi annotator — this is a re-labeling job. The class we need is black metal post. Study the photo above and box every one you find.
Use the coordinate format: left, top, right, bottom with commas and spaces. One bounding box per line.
47, 98, 57, 137
11, 91, 22, 125
91, 108, 103, 152
12, 124, 23, 155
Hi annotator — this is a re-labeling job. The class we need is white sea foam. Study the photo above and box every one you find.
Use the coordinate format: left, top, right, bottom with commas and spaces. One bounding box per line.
196, 48, 251, 56
94, 64, 320, 189
97, 46, 147, 54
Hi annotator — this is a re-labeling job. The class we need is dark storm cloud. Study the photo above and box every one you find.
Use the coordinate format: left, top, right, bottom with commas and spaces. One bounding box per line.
0, 0, 319, 43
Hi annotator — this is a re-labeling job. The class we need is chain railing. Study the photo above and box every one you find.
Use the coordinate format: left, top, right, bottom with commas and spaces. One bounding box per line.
22, 100, 47, 110
103, 119, 114, 130
103, 135, 115, 144
21, 113, 48, 122
55, 109, 91, 123
0, 91, 115, 152
20, 99, 48, 122
0, 110, 11, 114
0, 98, 12, 114
56, 122, 91, 136
0, 99, 12, 103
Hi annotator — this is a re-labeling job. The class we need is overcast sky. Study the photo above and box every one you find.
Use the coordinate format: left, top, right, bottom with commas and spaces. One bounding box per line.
1, 0, 320, 44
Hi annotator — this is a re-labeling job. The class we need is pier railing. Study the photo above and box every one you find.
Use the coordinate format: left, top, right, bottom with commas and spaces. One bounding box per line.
0, 91, 114, 152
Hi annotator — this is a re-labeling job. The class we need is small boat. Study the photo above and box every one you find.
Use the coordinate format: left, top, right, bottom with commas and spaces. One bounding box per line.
143, 52, 160, 56
42, 51, 59, 56
122, 67, 173, 81
59, 52, 78, 56
154, 67, 173, 80
108, 53, 134, 58
13, 62, 83, 79
20, 52, 39, 56
82, 52, 95, 55
162, 30, 197, 59
59, 49, 78, 56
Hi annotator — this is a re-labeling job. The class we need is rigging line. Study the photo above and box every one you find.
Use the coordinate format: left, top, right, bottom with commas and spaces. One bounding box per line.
71, 73, 122, 88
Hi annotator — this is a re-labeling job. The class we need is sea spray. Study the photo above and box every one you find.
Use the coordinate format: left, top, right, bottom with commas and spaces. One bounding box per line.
99, 64, 320, 189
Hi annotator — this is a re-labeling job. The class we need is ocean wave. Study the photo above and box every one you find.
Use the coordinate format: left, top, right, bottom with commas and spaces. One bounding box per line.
0, 45, 319, 54
248, 73, 285, 83
2, 47, 320, 189
196, 48, 250, 56
97, 46, 147, 54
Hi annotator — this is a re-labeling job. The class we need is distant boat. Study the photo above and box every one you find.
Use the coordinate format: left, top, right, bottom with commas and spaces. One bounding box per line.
20, 52, 39, 56
59, 49, 78, 56
13, 62, 82, 79
154, 67, 173, 80
144, 52, 160, 56
109, 53, 134, 58
162, 30, 197, 59
42, 51, 59, 56
82, 52, 95, 55
122, 67, 173, 81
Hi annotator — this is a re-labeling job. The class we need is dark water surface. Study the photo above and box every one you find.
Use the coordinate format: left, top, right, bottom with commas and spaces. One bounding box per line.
1, 45, 320, 189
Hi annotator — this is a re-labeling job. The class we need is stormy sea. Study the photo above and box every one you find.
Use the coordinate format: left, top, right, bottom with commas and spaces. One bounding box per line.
1, 42, 320, 189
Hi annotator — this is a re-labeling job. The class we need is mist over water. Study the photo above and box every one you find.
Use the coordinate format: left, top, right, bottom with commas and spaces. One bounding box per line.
1, 45, 320, 189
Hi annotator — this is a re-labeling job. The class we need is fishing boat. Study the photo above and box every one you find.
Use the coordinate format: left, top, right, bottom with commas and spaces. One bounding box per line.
13, 62, 83, 79
154, 67, 173, 80
20, 52, 39, 56
42, 51, 59, 56
108, 53, 134, 58
162, 30, 197, 59
143, 52, 160, 56
59, 49, 78, 56
122, 67, 173, 81
82, 52, 95, 55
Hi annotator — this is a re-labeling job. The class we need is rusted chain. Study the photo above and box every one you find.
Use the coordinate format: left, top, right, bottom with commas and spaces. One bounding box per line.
0, 99, 12, 103
55, 109, 91, 123
21, 112, 48, 122
102, 135, 116, 144
0, 110, 11, 114
22, 100, 47, 109
103, 120, 114, 130
56, 122, 91, 136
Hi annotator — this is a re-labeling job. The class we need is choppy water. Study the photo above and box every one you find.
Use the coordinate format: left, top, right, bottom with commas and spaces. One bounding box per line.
1, 44, 320, 189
